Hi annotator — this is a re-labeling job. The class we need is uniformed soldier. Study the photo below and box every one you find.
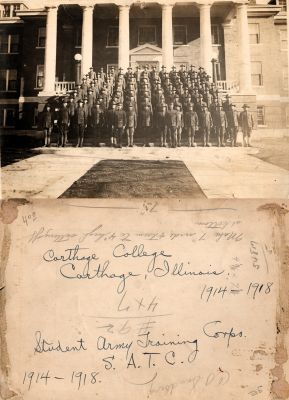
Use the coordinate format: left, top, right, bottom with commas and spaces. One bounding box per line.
40, 104, 53, 147
58, 99, 70, 147
214, 104, 228, 147
91, 100, 104, 146
106, 102, 116, 147
139, 104, 153, 146
199, 104, 213, 147
155, 102, 167, 147
227, 103, 239, 146
239, 104, 254, 147
126, 104, 137, 147
165, 103, 178, 148
114, 103, 127, 148
75, 99, 87, 147
184, 103, 199, 147
88, 67, 97, 81
175, 104, 184, 147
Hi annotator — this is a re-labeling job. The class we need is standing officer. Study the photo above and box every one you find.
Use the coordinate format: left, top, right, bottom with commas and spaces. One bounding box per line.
126, 104, 137, 147
215, 104, 228, 147
58, 98, 70, 147
114, 103, 127, 148
165, 102, 178, 148
227, 103, 239, 146
199, 104, 213, 147
239, 104, 254, 147
91, 100, 104, 146
175, 104, 184, 147
155, 102, 167, 147
139, 104, 153, 146
106, 102, 116, 147
40, 104, 53, 147
184, 103, 199, 147
75, 99, 87, 147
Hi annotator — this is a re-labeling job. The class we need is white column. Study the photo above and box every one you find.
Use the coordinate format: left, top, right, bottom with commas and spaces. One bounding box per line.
81, 5, 94, 76
41, 6, 58, 95
162, 4, 174, 70
118, 5, 130, 70
237, 3, 252, 93
199, 4, 212, 75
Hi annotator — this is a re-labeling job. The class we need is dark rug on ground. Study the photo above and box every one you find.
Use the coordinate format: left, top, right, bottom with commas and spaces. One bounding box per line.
60, 159, 206, 198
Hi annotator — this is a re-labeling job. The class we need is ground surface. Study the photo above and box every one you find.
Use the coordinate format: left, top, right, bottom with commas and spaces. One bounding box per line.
2, 134, 288, 199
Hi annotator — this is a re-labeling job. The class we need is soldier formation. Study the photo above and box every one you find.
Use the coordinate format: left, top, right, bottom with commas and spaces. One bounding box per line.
40, 64, 254, 148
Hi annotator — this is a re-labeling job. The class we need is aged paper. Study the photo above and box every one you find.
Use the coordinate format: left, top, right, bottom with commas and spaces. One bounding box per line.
0, 199, 289, 400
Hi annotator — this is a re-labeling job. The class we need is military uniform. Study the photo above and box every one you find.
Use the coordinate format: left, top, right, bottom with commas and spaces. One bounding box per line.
184, 106, 199, 147
214, 106, 228, 147
239, 104, 254, 146
126, 106, 137, 147
199, 106, 213, 147
114, 107, 127, 148
226, 104, 239, 146
91, 103, 104, 146
165, 106, 178, 148
40, 106, 53, 147
75, 101, 87, 147
155, 104, 167, 147
58, 102, 70, 147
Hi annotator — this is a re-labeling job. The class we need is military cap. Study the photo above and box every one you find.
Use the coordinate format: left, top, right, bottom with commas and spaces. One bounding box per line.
78, 99, 83, 103
242, 103, 250, 108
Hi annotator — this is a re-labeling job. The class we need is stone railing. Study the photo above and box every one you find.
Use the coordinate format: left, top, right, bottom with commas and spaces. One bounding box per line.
54, 81, 75, 95
216, 80, 239, 93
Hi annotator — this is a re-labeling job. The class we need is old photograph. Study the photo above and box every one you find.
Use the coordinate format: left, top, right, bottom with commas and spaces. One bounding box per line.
1, 0, 289, 198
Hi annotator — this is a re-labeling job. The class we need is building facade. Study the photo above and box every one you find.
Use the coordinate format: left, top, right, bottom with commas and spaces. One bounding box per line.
0, 0, 288, 131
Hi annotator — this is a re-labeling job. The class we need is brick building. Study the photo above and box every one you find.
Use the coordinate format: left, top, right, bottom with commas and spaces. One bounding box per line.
0, 0, 288, 132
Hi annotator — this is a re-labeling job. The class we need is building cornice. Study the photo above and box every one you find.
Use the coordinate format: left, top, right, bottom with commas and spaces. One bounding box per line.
247, 4, 282, 17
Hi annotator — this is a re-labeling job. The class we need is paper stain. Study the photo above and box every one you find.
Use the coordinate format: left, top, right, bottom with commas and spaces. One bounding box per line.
258, 202, 289, 399
0, 200, 27, 399
0, 199, 29, 225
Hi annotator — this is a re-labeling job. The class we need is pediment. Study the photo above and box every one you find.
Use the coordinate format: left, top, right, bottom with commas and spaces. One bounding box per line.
130, 43, 162, 55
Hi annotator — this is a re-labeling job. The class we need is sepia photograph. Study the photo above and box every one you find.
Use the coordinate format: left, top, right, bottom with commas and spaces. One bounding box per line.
1, 0, 289, 198
1, 1, 289, 399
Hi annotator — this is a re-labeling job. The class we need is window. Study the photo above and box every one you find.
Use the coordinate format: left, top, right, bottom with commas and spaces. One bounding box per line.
138, 26, 156, 46
36, 65, 44, 89
283, 68, 288, 89
280, 29, 287, 50
107, 26, 118, 47
75, 26, 81, 48
173, 25, 187, 45
1, 4, 20, 18
257, 106, 265, 126
37, 27, 46, 47
211, 25, 221, 45
0, 69, 17, 91
0, 33, 19, 53
251, 61, 263, 86
249, 23, 260, 44
0, 108, 16, 127
277, 0, 287, 11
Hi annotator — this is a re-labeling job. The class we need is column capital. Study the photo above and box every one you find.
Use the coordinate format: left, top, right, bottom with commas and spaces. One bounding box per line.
160, 2, 175, 9
198, 3, 212, 10
81, 4, 95, 10
116, 3, 131, 9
